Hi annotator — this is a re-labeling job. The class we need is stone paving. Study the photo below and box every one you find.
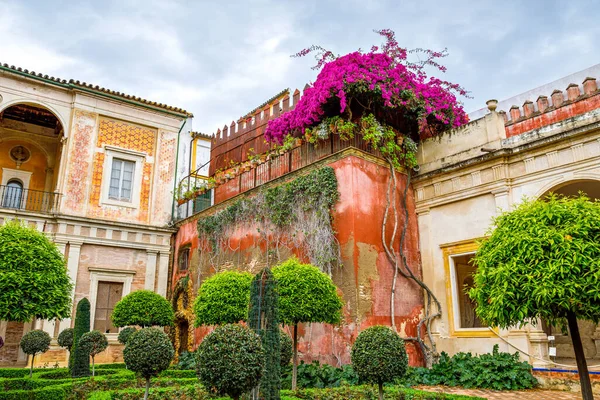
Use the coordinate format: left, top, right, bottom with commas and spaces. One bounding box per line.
418, 386, 586, 399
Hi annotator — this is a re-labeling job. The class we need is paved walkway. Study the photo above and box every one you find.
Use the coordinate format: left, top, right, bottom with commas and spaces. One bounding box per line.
418, 386, 586, 399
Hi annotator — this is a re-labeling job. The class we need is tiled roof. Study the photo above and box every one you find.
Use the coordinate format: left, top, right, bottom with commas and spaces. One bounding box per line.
191, 131, 213, 140
0, 62, 193, 117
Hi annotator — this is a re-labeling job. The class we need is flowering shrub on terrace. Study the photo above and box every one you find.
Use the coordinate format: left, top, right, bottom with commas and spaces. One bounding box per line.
265, 29, 469, 159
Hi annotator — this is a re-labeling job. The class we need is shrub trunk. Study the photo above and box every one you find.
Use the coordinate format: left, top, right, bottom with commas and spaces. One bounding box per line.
567, 311, 593, 400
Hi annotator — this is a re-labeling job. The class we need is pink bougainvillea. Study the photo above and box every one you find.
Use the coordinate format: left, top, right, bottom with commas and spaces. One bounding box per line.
264, 29, 469, 144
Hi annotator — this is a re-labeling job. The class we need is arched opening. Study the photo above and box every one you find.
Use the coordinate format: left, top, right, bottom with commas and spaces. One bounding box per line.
539, 179, 600, 363
0, 103, 64, 213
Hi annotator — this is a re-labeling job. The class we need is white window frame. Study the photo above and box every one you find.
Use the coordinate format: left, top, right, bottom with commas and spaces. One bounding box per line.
88, 267, 135, 340
449, 251, 490, 333
101, 146, 145, 209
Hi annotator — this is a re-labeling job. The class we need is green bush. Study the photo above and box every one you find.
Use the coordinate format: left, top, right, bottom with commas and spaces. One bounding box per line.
173, 351, 196, 370
79, 330, 109, 376
117, 327, 137, 345
193, 270, 253, 326
0, 369, 29, 378
351, 326, 408, 400
20, 330, 51, 378
196, 324, 265, 400
281, 361, 358, 389
96, 363, 127, 370
112, 290, 174, 328
401, 345, 537, 390
57, 328, 73, 350
71, 298, 91, 377
123, 327, 174, 400
280, 331, 293, 367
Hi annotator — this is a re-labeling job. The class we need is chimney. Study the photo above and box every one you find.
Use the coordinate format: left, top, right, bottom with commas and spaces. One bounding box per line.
523, 100, 535, 117
509, 105, 521, 121
566, 83, 580, 101
551, 90, 564, 108
583, 77, 598, 95
536, 95, 549, 113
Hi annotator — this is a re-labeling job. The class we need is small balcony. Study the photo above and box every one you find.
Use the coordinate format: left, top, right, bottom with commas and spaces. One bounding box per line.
0, 185, 61, 214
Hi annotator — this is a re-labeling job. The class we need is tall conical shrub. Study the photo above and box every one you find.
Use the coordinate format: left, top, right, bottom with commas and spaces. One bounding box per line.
70, 298, 90, 377
248, 268, 280, 399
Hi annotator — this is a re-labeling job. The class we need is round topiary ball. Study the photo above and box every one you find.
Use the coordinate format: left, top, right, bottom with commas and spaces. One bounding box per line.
123, 327, 174, 380
118, 327, 138, 345
20, 329, 51, 356
351, 326, 408, 397
57, 328, 74, 350
280, 331, 293, 367
112, 290, 174, 328
196, 324, 265, 400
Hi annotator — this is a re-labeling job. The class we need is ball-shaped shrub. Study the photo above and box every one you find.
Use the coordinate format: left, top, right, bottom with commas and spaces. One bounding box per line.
193, 271, 253, 326
351, 326, 408, 399
111, 290, 174, 328
123, 327, 174, 399
196, 324, 265, 400
79, 330, 108, 376
57, 328, 74, 350
280, 331, 293, 367
117, 327, 138, 345
20, 329, 51, 377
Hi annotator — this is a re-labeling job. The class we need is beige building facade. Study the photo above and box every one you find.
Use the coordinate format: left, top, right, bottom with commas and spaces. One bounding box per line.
0, 64, 191, 366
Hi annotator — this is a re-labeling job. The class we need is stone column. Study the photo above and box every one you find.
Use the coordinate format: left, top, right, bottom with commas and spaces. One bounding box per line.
156, 252, 170, 297
527, 319, 550, 368
145, 250, 158, 291
58, 241, 83, 333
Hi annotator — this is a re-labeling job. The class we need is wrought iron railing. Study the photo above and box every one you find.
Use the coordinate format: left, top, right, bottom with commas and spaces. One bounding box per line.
0, 185, 60, 214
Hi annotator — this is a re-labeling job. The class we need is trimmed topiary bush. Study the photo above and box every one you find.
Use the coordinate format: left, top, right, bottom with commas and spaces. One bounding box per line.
71, 298, 91, 378
123, 327, 174, 400
79, 330, 108, 376
111, 290, 174, 328
193, 270, 253, 326
280, 331, 293, 368
57, 328, 74, 365
117, 327, 137, 345
20, 329, 51, 378
195, 324, 265, 400
351, 326, 408, 400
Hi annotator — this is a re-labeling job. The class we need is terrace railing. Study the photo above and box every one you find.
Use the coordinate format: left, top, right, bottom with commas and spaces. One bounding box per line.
0, 185, 60, 214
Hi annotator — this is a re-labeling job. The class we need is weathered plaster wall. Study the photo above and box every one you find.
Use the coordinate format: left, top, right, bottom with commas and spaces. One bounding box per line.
173, 154, 425, 366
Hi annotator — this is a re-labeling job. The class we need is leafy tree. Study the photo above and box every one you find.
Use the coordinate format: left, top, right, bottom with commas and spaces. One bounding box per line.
249, 268, 280, 399
71, 298, 91, 377
193, 270, 253, 326
0, 220, 72, 322
79, 330, 108, 376
117, 327, 137, 345
20, 329, 51, 378
280, 331, 293, 368
470, 195, 600, 400
272, 258, 343, 390
195, 324, 265, 400
57, 328, 74, 365
123, 327, 175, 400
351, 326, 408, 400
111, 290, 174, 328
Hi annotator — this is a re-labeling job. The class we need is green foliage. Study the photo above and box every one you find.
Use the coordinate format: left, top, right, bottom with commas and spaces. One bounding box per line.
280, 332, 293, 367
351, 326, 408, 390
20, 330, 51, 356
79, 330, 108, 357
111, 290, 174, 328
272, 258, 343, 325
281, 361, 358, 389
173, 351, 196, 370
470, 195, 600, 328
117, 327, 137, 345
197, 167, 340, 273
193, 271, 253, 326
57, 328, 73, 350
249, 268, 281, 399
0, 220, 72, 322
71, 298, 91, 378
361, 114, 418, 170
195, 324, 265, 400
282, 386, 483, 399
401, 345, 538, 390
123, 328, 174, 380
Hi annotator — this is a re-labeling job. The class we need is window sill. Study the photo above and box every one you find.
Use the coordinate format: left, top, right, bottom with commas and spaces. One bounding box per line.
102, 198, 138, 209
451, 327, 498, 338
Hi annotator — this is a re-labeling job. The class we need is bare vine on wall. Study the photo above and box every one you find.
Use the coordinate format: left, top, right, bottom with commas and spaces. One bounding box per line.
196, 167, 341, 275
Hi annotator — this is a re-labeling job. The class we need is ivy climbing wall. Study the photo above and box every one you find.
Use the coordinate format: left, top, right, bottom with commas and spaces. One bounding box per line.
172, 153, 424, 366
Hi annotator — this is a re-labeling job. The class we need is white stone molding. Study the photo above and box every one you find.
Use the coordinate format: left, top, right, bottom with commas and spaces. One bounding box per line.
524, 157, 536, 174
471, 171, 481, 186
100, 146, 146, 209
571, 143, 585, 162
156, 253, 170, 297
145, 250, 158, 291
546, 151, 559, 168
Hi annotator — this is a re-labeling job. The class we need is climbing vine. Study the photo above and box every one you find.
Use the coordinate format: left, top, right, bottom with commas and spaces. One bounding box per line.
170, 276, 195, 361
197, 167, 340, 274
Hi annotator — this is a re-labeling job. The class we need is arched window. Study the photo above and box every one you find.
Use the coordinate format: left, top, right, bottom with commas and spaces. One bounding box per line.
2, 180, 23, 209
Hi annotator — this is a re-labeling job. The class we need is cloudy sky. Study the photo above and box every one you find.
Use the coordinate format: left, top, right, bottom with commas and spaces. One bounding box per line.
1, 0, 598, 133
